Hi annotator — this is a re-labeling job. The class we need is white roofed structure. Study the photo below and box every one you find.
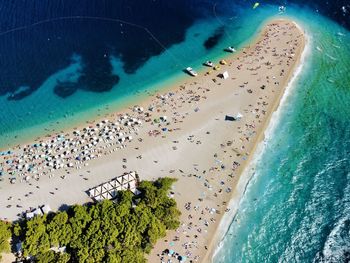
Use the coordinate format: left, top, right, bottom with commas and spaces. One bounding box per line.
26, 212, 34, 219
87, 171, 139, 202
41, 204, 52, 214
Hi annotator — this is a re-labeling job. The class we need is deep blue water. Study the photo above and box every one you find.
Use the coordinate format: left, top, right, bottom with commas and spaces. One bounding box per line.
0, 1, 196, 99
0, 1, 350, 262
0, 0, 349, 101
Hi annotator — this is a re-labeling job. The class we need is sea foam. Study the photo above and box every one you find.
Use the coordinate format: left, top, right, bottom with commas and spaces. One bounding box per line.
212, 22, 312, 262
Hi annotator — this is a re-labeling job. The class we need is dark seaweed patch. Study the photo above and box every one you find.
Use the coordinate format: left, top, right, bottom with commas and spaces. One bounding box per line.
203, 26, 225, 50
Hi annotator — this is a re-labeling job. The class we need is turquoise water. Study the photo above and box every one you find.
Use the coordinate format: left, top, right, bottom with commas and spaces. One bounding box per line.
1, 3, 349, 261
0, 11, 265, 149
214, 5, 350, 263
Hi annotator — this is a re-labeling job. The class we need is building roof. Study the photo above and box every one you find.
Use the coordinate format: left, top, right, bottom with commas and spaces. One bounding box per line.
87, 171, 139, 201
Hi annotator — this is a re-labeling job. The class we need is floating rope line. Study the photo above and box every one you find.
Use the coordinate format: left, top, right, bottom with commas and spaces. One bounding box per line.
0, 15, 185, 68
212, 2, 235, 42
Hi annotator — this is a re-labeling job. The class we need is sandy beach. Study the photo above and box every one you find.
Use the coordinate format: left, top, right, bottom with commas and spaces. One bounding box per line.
0, 19, 305, 262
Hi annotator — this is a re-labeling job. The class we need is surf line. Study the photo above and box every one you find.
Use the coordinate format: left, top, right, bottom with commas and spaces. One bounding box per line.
0, 15, 185, 68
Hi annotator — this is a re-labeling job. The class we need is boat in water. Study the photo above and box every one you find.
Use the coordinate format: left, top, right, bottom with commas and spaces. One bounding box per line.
203, 61, 214, 67
225, 46, 236, 53
185, 67, 198, 77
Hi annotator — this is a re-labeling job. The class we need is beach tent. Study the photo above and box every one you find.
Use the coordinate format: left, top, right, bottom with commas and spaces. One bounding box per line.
33, 208, 43, 216
225, 113, 243, 121
26, 212, 34, 219
41, 204, 52, 214
220, 71, 229, 79
225, 115, 235, 121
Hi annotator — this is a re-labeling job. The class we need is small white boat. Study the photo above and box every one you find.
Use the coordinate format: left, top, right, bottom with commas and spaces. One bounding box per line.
225, 46, 236, 53
185, 67, 198, 77
204, 61, 214, 67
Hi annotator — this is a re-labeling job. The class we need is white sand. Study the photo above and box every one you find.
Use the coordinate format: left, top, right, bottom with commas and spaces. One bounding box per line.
0, 19, 305, 263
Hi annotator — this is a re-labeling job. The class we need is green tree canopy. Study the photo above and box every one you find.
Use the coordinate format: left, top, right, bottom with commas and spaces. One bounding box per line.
13, 177, 180, 262
0, 220, 11, 261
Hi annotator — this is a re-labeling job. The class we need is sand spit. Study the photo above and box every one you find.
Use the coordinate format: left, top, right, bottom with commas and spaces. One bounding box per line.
0, 19, 305, 263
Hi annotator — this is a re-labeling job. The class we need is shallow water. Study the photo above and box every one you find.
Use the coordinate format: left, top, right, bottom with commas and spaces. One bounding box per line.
1, 1, 348, 150
0, 1, 268, 149
0, 2, 349, 262
213, 5, 350, 263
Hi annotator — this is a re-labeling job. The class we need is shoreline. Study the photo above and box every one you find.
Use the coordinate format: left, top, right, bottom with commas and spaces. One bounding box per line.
0, 18, 305, 263
146, 19, 306, 262
206, 21, 309, 263
0, 16, 265, 152
0, 72, 187, 151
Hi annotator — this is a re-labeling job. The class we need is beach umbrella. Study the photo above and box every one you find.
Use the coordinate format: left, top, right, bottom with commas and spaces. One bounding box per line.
169, 250, 174, 255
